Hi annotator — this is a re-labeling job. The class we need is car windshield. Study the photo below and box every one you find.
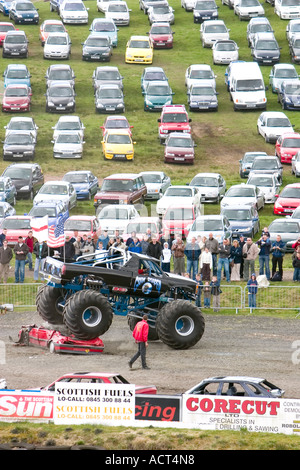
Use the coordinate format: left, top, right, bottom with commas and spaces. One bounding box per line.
162, 112, 188, 123
99, 208, 130, 219
64, 2, 85, 10
96, 70, 121, 80
101, 180, 133, 191
291, 22, 300, 32
280, 187, 300, 198
195, 1, 216, 9
57, 121, 80, 131
64, 220, 91, 231
222, 209, 251, 220
93, 22, 115, 32
252, 159, 279, 170
40, 185, 68, 195
266, 118, 290, 127
282, 137, 300, 147
16, 2, 35, 10
6, 69, 28, 79
3, 168, 31, 180
250, 23, 272, 33
129, 40, 150, 48
30, 207, 57, 217
151, 25, 171, 34
190, 69, 213, 79
165, 188, 193, 197
284, 84, 300, 94
64, 174, 88, 183
5, 35, 26, 43
243, 154, 256, 162
269, 221, 299, 233
108, 4, 127, 11
240, 0, 260, 5
226, 187, 255, 197
5, 87, 27, 96
126, 222, 157, 233
5, 134, 32, 145
291, 207, 300, 218
48, 69, 72, 81
215, 42, 236, 51
142, 174, 162, 183
97, 88, 122, 98
0, 24, 15, 32
56, 134, 81, 144
49, 87, 73, 97
274, 68, 298, 78
236, 79, 264, 91
46, 36, 68, 45
191, 176, 218, 187
2, 218, 31, 229
192, 219, 223, 231
144, 72, 166, 81
105, 119, 128, 129
86, 37, 109, 46
152, 6, 169, 13
248, 177, 274, 186
167, 137, 192, 147
191, 86, 215, 96
106, 134, 131, 144
205, 24, 226, 33
256, 40, 278, 50
8, 120, 34, 130
164, 208, 194, 220
44, 24, 65, 32
282, 0, 300, 5
147, 85, 170, 95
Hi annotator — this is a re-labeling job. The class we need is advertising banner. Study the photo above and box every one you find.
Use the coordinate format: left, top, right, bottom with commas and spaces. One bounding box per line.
182, 394, 300, 435
53, 382, 135, 425
0, 391, 54, 422
135, 395, 181, 422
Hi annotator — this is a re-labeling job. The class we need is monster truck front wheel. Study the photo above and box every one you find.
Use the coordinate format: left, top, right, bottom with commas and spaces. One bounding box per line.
156, 300, 205, 350
63, 290, 113, 340
36, 285, 65, 325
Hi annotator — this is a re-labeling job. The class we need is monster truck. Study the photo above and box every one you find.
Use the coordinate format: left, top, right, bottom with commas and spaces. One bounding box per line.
36, 249, 205, 350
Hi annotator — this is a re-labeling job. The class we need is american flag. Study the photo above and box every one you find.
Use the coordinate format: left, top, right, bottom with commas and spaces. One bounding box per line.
47, 212, 69, 248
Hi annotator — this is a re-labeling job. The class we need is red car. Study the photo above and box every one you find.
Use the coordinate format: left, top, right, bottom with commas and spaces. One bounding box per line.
2, 84, 32, 113
0, 22, 16, 46
0, 215, 32, 246
100, 115, 133, 137
64, 215, 100, 239
164, 132, 195, 164
275, 132, 300, 164
162, 204, 196, 239
41, 372, 157, 394
274, 183, 300, 215
39, 19, 67, 46
148, 22, 174, 49
158, 104, 192, 143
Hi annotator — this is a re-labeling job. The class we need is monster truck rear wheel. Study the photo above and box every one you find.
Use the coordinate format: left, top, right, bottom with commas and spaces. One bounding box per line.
36, 285, 65, 325
63, 290, 113, 340
156, 300, 205, 350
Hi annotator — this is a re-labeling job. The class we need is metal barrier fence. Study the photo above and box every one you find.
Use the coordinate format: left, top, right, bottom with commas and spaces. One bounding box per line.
0, 283, 43, 309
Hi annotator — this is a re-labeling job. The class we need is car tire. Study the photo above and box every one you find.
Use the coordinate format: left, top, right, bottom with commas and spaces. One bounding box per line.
63, 290, 113, 340
36, 285, 65, 325
156, 300, 205, 350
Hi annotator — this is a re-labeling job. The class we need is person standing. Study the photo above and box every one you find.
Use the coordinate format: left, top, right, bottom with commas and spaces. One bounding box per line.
128, 315, 150, 370
242, 237, 259, 281
128, 236, 142, 254
0, 228, 7, 247
33, 240, 48, 282
184, 237, 201, 281
230, 239, 242, 281
195, 273, 203, 307
210, 276, 222, 312
161, 242, 172, 272
271, 235, 286, 281
146, 236, 162, 260
256, 233, 271, 280
247, 273, 258, 310
171, 236, 185, 275
217, 238, 231, 283
199, 245, 212, 281
0, 240, 13, 283
13, 236, 29, 283
293, 250, 300, 282
239, 235, 246, 278
205, 233, 219, 276
25, 230, 35, 271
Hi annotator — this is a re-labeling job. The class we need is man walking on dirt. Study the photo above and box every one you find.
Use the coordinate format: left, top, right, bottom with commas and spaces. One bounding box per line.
129, 315, 150, 370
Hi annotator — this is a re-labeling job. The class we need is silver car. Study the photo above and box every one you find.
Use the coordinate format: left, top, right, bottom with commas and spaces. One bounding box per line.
92, 66, 124, 92
249, 156, 283, 184
246, 173, 281, 204
189, 172, 226, 203
33, 181, 77, 209
147, 4, 175, 24
4, 117, 38, 141
52, 132, 84, 159
139, 171, 171, 200
268, 218, 300, 252
52, 115, 85, 141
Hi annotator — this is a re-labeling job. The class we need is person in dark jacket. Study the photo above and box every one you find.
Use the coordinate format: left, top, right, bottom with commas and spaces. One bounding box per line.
0, 239, 13, 283
256, 233, 271, 280
60, 235, 75, 261
184, 237, 201, 280
293, 251, 300, 282
217, 239, 231, 283
146, 237, 162, 260
210, 276, 222, 312
14, 236, 29, 283
230, 239, 242, 281
247, 273, 258, 309
271, 235, 286, 281
33, 241, 48, 281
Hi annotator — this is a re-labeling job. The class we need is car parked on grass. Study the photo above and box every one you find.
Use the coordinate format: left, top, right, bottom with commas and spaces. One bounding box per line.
59, 0, 89, 24
95, 83, 125, 113
0, 202, 16, 222
45, 64, 75, 89
101, 129, 135, 161
269, 63, 299, 93
212, 40, 239, 65
257, 111, 293, 143
2, 84, 32, 113
157, 104, 192, 143
147, 4, 174, 24
246, 17, 273, 47
286, 18, 300, 44
200, 19, 230, 48
221, 204, 260, 238
39, 19, 67, 46
63, 170, 98, 200
96, 0, 113, 13
185, 64, 216, 90
81, 33, 113, 61
2, 162, 44, 199
43, 32, 72, 60
292, 150, 300, 176
156, 185, 202, 216
275, 132, 300, 163
125, 35, 153, 64
9, 0, 39, 24
4, 116, 38, 141
0, 177, 17, 205
3, 64, 31, 88
52, 115, 85, 141
139, 171, 171, 200
0, 214, 32, 245
0, 21, 16, 46
29, 201, 69, 228
148, 21, 174, 49
45, 81, 76, 113
33, 180, 77, 210
89, 17, 118, 47
143, 80, 174, 111
234, 0, 265, 20
289, 33, 300, 63
52, 131, 84, 159
239, 151, 267, 178
189, 172, 226, 203
2, 30, 28, 58
186, 214, 232, 243
3, 131, 36, 161
0, 0, 14, 15
290, 205, 300, 219
275, 0, 300, 19
97, 204, 140, 234
163, 132, 196, 164
185, 376, 284, 398
92, 66, 124, 92
49, 0, 65, 12
139, 0, 168, 14
187, 83, 218, 111
247, 173, 280, 204
141, 66, 168, 92
105, 1, 131, 26
251, 32, 281, 65
273, 183, 300, 215
162, 204, 197, 239
224, 59, 245, 91
249, 155, 284, 183
268, 218, 300, 251
277, 80, 300, 110
122, 216, 162, 242
221, 183, 265, 211
193, 0, 219, 23
94, 173, 147, 209
100, 115, 133, 136
64, 215, 100, 238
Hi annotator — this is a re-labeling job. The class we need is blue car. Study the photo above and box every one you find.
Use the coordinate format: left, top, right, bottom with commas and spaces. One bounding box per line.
62, 170, 99, 200
0, 177, 17, 206
89, 18, 118, 48
143, 80, 174, 111
49, 0, 64, 12
29, 200, 69, 228
3, 64, 31, 88
278, 80, 300, 110
9, 1, 39, 24
221, 204, 260, 239
0, 0, 14, 16
0, 201, 16, 224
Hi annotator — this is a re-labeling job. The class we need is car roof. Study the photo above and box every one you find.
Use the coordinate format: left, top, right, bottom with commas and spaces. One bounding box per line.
105, 173, 140, 180
48, 64, 72, 70
56, 115, 81, 121
189, 64, 213, 70
67, 215, 96, 220
6, 64, 28, 69
105, 128, 132, 135
281, 132, 300, 138
193, 172, 221, 178
161, 104, 187, 113
129, 35, 149, 40
202, 376, 267, 383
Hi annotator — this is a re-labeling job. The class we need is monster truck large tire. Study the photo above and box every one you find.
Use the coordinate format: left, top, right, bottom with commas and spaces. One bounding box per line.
36, 285, 65, 325
63, 290, 113, 340
156, 300, 205, 350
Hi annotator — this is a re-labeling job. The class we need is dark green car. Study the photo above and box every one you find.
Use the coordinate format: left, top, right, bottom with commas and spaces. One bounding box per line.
143, 80, 174, 111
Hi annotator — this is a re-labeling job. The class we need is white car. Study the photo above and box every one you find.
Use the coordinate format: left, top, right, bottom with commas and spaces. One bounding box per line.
105, 1, 131, 26
156, 185, 203, 216
186, 214, 232, 243
43, 33, 71, 60
97, 204, 140, 234
189, 172, 226, 203
52, 132, 84, 159
286, 19, 300, 44
200, 20, 230, 48
212, 40, 239, 65
181, 0, 196, 11
257, 111, 294, 143
33, 181, 77, 209
185, 64, 217, 90
234, 0, 265, 20
4, 117, 38, 141
60, 0, 89, 24
97, 0, 114, 12
247, 17, 273, 47
292, 151, 300, 176
139, 171, 171, 200
52, 115, 85, 141
269, 63, 299, 93
147, 5, 175, 24
221, 184, 265, 210
275, 0, 300, 19
246, 173, 281, 204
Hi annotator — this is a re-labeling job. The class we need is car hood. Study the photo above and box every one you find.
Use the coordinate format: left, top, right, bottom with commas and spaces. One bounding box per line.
34, 194, 70, 204
229, 220, 254, 229
99, 218, 130, 232
97, 190, 130, 199
165, 145, 194, 154
276, 197, 300, 208
151, 13, 173, 20
190, 93, 216, 101
3, 96, 29, 104
285, 93, 300, 103
222, 197, 256, 206
53, 142, 83, 151
146, 93, 171, 104
264, 126, 293, 136
127, 47, 151, 56
47, 96, 74, 104
45, 44, 70, 52
83, 45, 110, 52
4, 143, 34, 151
150, 33, 172, 41
94, 79, 122, 89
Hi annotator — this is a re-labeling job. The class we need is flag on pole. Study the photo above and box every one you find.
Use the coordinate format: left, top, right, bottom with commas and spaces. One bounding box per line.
47, 212, 68, 248
30, 215, 48, 242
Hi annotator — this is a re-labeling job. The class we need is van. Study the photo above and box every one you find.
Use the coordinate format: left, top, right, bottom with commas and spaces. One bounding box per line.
94, 173, 147, 210
229, 61, 267, 111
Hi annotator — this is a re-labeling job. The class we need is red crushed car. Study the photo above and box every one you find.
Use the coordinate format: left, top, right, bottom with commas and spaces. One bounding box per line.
162, 204, 196, 239
148, 21, 174, 49
274, 182, 300, 215
0, 22, 16, 46
275, 132, 300, 164
164, 131, 195, 164
2, 84, 32, 113
158, 104, 192, 143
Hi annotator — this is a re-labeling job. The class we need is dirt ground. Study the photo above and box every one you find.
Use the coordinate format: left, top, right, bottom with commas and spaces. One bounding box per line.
0, 309, 299, 398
